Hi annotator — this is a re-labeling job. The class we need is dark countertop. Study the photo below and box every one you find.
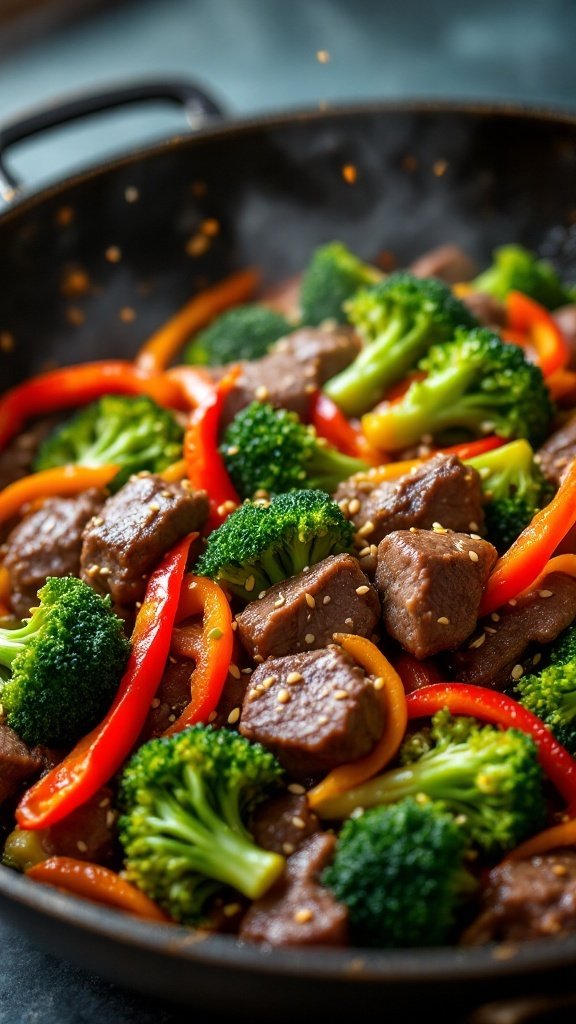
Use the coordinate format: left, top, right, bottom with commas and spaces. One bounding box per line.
2, 1, 576, 1021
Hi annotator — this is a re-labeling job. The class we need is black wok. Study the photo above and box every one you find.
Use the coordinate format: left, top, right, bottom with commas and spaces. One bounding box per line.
1, 79, 576, 1023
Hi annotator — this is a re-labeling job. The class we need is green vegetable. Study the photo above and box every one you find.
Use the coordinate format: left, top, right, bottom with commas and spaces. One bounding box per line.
322, 799, 475, 948
195, 489, 353, 601
184, 304, 291, 366
324, 272, 477, 416
516, 625, 576, 755
118, 724, 285, 925
299, 241, 381, 327
0, 576, 130, 747
472, 244, 576, 310
34, 394, 183, 490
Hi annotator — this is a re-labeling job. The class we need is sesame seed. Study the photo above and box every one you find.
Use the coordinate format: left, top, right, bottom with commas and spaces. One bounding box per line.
305, 633, 315, 644
151, 698, 161, 709
294, 908, 314, 924
283, 842, 295, 855
258, 590, 267, 600
168, 714, 176, 723
106, 810, 116, 828
253, 654, 264, 664
241, 666, 252, 675
508, 599, 517, 606
357, 520, 375, 537
305, 592, 316, 608
338, 499, 350, 514
373, 677, 385, 690
485, 626, 497, 634
468, 550, 479, 562
469, 533, 481, 541
470, 633, 486, 649
229, 663, 241, 679
255, 385, 269, 401
468, 522, 479, 532
318, 715, 328, 725
222, 902, 241, 918
437, 616, 450, 625
99, 797, 111, 808
231, 621, 238, 631
511, 664, 524, 681
538, 589, 553, 598
409, 526, 418, 533
244, 575, 255, 593
217, 500, 238, 517
344, 618, 353, 626
247, 690, 259, 702
226, 445, 239, 456
533, 653, 542, 666
288, 783, 306, 795
348, 498, 361, 515
77, 841, 88, 852
85, 564, 100, 577
277, 689, 291, 704
262, 676, 276, 689
334, 690, 349, 700
355, 585, 370, 595
227, 707, 241, 725
274, 595, 286, 608
323, 595, 332, 605
350, 806, 364, 819
292, 816, 306, 829
552, 863, 568, 877
432, 522, 447, 533
491, 613, 500, 622
287, 672, 303, 684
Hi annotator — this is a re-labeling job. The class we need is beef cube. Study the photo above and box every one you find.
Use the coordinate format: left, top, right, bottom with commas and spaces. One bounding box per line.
335, 454, 485, 546
462, 851, 576, 945
409, 244, 477, 284
274, 325, 361, 382
239, 646, 384, 777
38, 786, 118, 866
460, 291, 507, 328
80, 474, 209, 606
537, 414, 576, 486
0, 724, 44, 804
236, 553, 380, 661
4, 489, 104, 618
376, 529, 497, 659
239, 832, 348, 946
0, 416, 60, 492
448, 572, 576, 689
251, 793, 320, 856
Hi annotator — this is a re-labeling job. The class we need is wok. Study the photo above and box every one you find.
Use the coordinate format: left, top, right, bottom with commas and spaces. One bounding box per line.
1, 79, 576, 1023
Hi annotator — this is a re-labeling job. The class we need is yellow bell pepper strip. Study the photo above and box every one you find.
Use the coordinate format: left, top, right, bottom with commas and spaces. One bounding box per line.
135, 268, 260, 375
479, 458, 576, 617
26, 857, 169, 922
405, 683, 576, 811
0, 361, 183, 453
505, 290, 570, 378
0, 465, 119, 529
162, 574, 233, 735
16, 533, 194, 831
307, 634, 407, 810
503, 817, 576, 862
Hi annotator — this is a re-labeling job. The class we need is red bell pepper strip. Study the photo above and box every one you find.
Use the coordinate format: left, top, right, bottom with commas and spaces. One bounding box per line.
505, 291, 570, 378
406, 683, 576, 811
393, 651, 443, 694
26, 857, 169, 922
163, 574, 233, 734
479, 458, 576, 616
0, 361, 183, 453
311, 391, 382, 464
16, 534, 194, 831
439, 435, 506, 460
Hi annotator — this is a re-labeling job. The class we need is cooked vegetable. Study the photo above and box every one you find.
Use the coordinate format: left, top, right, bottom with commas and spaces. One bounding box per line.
471, 244, 576, 309
118, 724, 285, 925
516, 625, 576, 754
184, 304, 291, 366
299, 241, 380, 326
0, 576, 130, 747
26, 857, 169, 922
324, 272, 477, 416
0, 465, 118, 529
505, 291, 569, 377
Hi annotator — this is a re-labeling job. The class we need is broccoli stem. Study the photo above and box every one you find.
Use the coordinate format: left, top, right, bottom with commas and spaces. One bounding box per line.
79, 419, 162, 467
0, 612, 45, 671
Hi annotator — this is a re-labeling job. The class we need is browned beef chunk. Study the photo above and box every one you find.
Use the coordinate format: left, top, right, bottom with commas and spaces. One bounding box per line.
251, 793, 319, 856
239, 646, 384, 777
448, 572, 576, 688
554, 305, 576, 370
0, 416, 60, 492
3, 490, 104, 618
236, 553, 380, 661
537, 414, 576, 487
37, 786, 118, 866
462, 851, 576, 945
460, 291, 507, 327
335, 454, 485, 546
409, 244, 477, 284
222, 325, 361, 425
239, 832, 348, 946
80, 475, 209, 606
375, 529, 497, 659
0, 724, 45, 804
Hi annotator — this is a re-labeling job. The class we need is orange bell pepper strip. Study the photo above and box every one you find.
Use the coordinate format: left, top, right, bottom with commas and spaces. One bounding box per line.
503, 817, 576, 862
307, 634, 408, 809
26, 857, 169, 922
163, 574, 233, 734
159, 459, 187, 483
546, 368, 576, 405
0, 361, 183, 453
16, 534, 194, 830
518, 554, 576, 595
310, 391, 383, 464
0, 465, 118, 528
0, 565, 11, 615
479, 459, 576, 616
505, 291, 570, 377
135, 268, 260, 375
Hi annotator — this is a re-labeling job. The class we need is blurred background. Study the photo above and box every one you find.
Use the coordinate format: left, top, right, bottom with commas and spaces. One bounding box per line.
1, 0, 576, 192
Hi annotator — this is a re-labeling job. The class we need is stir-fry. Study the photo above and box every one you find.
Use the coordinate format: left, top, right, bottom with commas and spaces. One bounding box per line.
2, 239, 576, 949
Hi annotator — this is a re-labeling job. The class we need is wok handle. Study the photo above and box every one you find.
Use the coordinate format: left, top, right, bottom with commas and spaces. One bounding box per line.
469, 991, 576, 1024
0, 78, 224, 200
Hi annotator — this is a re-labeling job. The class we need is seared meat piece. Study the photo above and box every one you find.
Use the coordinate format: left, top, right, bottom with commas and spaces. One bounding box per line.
239, 646, 384, 778
334, 454, 485, 546
448, 572, 576, 689
375, 529, 497, 659
239, 832, 348, 946
537, 414, 576, 487
409, 244, 477, 284
37, 786, 118, 866
462, 851, 576, 944
140, 658, 192, 740
460, 291, 507, 328
80, 474, 209, 606
3, 489, 104, 618
236, 553, 380, 661
251, 793, 320, 856
0, 416, 59, 492
554, 305, 576, 370
0, 724, 45, 805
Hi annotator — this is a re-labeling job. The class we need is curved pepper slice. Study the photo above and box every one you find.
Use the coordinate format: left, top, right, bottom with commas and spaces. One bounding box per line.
311, 391, 382, 464
0, 465, 118, 528
505, 290, 570, 378
503, 817, 576, 862
26, 857, 169, 922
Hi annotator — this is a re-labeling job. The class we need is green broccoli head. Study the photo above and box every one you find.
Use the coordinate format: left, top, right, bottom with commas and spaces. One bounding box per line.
466, 439, 553, 553
317, 710, 546, 855
322, 798, 475, 948
118, 724, 285, 925
363, 327, 554, 452
184, 304, 291, 366
299, 241, 381, 327
34, 394, 183, 490
220, 401, 368, 498
195, 489, 354, 601
472, 244, 576, 309
0, 576, 130, 747
324, 272, 478, 416
516, 625, 576, 754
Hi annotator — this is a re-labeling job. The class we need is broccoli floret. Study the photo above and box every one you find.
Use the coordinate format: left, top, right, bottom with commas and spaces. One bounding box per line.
299, 241, 381, 327
34, 394, 183, 490
220, 401, 368, 498
195, 489, 353, 601
322, 799, 475, 948
466, 439, 553, 553
362, 328, 554, 452
516, 625, 576, 754
324, 272, 478, 417
317, 710, 546, 855
472, 244, 576, 310
118, 724, 285, 925
184, 305, 291, 366
0, 576, 130, 747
